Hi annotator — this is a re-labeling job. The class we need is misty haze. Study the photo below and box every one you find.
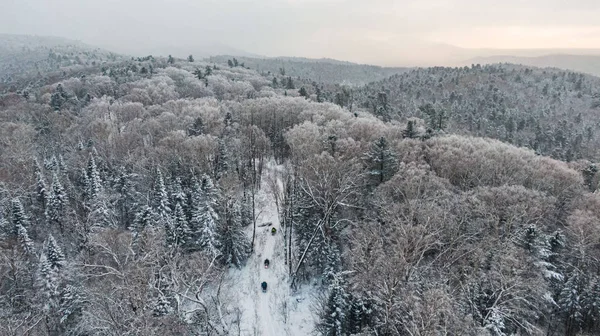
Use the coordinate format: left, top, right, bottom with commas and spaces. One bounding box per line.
1, 1, 600, 336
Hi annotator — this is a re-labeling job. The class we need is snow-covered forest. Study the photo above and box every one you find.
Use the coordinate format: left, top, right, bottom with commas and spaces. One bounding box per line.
1, 36, 600, 336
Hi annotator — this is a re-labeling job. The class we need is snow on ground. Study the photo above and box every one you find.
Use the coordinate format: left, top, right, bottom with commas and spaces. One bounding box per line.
222, 161, 317, 336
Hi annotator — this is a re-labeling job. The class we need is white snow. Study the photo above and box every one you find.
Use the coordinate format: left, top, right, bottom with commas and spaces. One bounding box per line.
222, 161, 318, 336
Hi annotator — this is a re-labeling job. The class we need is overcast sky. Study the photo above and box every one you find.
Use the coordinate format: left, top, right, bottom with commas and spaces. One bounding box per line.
2, 0, 600, 65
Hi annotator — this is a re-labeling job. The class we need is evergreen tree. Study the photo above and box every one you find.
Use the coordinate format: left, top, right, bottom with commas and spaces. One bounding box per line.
402, 120, 418, 139
286, 76, 295, 89
153, 168, 171, 219
197, 175, 221, 257
47, 172, 67, 233
205, 65, 213, 76
86, 152, 102, 200
167, 55, 174, 64
187, 116, 205, 136
272, 77, 278, 87
16, 223, 34, 255
228, 59, 234, 68
47, 234, 66, 269
115, 168, 138, 229
11, 198, 30, 236
233, 58, 239, 67
419, 103, 447, 131
363, 137, 397, 185
193, 68, 203, 80
220, 198, 250, 267
187, 54, 194, 62
559, 272, 583, 336
582, 277, 600, 329
299, 87, 308, 99
58, 284, 85, 327
215, 139, 230, 178
317, 276, 348, 336
35, 166, 49, 211
170, 177, 187, 212
168, 202, 191, 247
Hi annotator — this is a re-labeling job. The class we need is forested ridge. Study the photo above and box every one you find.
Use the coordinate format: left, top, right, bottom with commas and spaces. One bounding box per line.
1, 38, 600, 336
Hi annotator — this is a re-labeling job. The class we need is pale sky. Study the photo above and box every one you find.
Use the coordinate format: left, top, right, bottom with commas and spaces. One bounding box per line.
2, 0, 600, 65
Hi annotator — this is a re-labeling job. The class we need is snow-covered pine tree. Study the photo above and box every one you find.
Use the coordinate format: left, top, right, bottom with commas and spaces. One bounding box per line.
558, 272, 583, 336
47, 234, 66, 270
317, 275, 349, 336
240, 188, 253, 227
345, 294, 372, 334
47, 172, 67, 233
16, 223, 35, 255
170, 177, 187, 213
363, 136, 397, 185
86, 152, 102, 200
220, 198, 250, 267
153, 168, 171, 219
35, 164, 49, 211
58, 284, 85, 327
169, 202, 191, 247
196, 175, 222, 257
582, 277, 600, 329
484, 307, 507, 336
11, 197, 30, 237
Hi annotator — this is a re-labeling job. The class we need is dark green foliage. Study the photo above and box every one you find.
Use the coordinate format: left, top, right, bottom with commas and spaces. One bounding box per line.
402, 120, 417, 139
299, 87, 308, 98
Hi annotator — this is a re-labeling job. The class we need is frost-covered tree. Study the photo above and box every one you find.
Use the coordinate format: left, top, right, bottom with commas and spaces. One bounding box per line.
168, 202, 191, 247
153, 168, 171, 219
85, 152, 103, 200
47, 172, 67, 233
363, 136, 397, 185
559, 272, 583, 336
317, 275, 348, 336
11, 197, 30, 236
219, 198, 250, 267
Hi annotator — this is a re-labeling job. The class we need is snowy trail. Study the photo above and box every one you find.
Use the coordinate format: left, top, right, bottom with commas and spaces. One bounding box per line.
222, 162, 316, 336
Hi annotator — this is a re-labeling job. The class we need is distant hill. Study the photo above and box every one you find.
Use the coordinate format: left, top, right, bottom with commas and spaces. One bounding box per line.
355, 64, 600, 161
463, 54, 600, 77
0, 34, 124, 89
207, 55, 408, 85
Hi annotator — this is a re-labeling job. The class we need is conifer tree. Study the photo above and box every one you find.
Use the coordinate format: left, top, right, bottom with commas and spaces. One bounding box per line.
402, 120, 418, 139
47, 172, 67, 233
187, 116, 205, 136
11, 198, 30, 236
16, 224, 34, 255
86, 153, 102, 200
169, 202, 191, 247
363, 137, 397, 185
220, 198, 250, 267
559, 272, 583, 336
318, 275, 348, 336
153, 168, 171, 219
35, 165, 49, 211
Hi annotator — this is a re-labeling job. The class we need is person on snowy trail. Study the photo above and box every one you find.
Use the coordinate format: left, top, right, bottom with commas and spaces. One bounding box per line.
264, 259, 270, 268
261, 281, 267, 292
271, 227, 276, 235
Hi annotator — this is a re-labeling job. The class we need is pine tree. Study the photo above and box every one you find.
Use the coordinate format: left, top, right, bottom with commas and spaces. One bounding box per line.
47, 234, 66, 270
187, 116, 205, 136
363, 137, 397, 185
35, 166, 49, 211
11, 198, 30, 236
318, 276, 348, 336
169, 202, 191, 247
167, 55, 174, 64
16, 224, 34, 255
286, 76, 295, 90
47, 172, 67, 233
582, 277, 600, 329
86, 153, 102, 200
299, 87, 308, 98
197, 175, 221, 257
559, 273, 583, 336
228, 59, 234, 68
220, 198, 250, 267
187, 54, 194, 62
115, 168, 138, 229
402, 120, 417, 139
58, 284, 85, 326
170, 177, 187, 212
215, 139, 230, 178
153, 168, 171, 219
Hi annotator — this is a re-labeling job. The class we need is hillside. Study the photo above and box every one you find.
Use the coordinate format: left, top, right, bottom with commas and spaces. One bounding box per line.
354, 64, 600, 162
207, 55, 407, 85
0, 34, 124, 91
466, 54, 600, 77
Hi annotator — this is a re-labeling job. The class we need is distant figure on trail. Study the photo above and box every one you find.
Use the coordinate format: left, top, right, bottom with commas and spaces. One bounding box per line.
264, 259, 270, 268
261, 281, 267, 292
271, 227, 276, 235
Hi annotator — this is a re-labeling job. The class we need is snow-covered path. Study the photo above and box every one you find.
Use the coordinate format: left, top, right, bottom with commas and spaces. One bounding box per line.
222, 162, 316, 336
